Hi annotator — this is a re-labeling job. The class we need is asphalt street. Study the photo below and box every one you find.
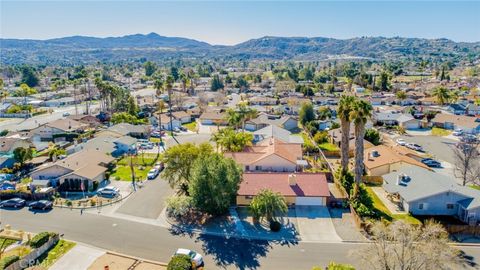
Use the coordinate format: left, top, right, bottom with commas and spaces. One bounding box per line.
399, 134, 457, 163
1, 208, 363, 269
1, 207, 479, 269
116, 176, 173, 219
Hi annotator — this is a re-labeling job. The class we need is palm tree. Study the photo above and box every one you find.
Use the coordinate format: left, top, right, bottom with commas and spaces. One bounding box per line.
47, 143, 66, 162
350, 99, 373, 197
432, 86, 450, 105
396, 90, 407, 101
449, 90, 459, 104
338, 95, 356, 172
237, 103, 258, 131
225, 108, 241, 130
249, 189, 288, 225
165, 75, 175, 133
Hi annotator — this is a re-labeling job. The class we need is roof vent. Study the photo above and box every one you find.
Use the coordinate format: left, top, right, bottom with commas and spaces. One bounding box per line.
396, 173, 411, 186
288, 174, 297, 186
370, 150, 380, 158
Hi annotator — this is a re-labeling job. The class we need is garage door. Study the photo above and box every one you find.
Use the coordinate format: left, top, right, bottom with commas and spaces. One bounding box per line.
295, 197, 325, 206
202, 119, 213, 125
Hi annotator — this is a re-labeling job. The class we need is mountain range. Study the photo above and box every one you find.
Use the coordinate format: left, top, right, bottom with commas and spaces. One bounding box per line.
1, 32, 479, 65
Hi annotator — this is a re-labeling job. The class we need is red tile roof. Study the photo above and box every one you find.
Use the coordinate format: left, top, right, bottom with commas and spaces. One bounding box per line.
238, 172, 330, 197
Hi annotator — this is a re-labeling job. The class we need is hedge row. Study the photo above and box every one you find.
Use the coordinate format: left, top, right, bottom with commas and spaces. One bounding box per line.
0, 255, 19, 269
29, 232, 55, 249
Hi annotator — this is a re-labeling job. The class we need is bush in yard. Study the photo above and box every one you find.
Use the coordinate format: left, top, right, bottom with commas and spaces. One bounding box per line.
326, 261, 355, 270
249, 189, 288, 226
0, 255, 20, 269
29, 232, 52, 248
167, 254, 192, 270
165, 195, 193, 219
269, 220, 282, 232
364, 129, 381, 146
313, 131, 329, 144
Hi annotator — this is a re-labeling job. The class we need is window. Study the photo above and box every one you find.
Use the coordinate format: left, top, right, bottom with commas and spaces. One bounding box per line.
418, 203, 424, 210
245, 166, 250, 171
255, 166, 262, 171
447, 204, 455, 209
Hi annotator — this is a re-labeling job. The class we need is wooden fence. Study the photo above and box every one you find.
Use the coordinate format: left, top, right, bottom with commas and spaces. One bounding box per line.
6, 234, 59, 270
445, 225, 480, 236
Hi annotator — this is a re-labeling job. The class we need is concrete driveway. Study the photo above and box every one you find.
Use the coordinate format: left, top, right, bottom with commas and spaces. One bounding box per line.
295, 206, 342, 242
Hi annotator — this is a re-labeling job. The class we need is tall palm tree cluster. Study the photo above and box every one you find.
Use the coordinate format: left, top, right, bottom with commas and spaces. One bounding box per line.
431, 86, 459, 105
94, 78, 131, 113
337, 95, 373, 198
225, 103, 259, 131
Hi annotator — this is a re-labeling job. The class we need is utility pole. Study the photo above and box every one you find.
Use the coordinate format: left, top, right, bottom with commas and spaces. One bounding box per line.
130, 153, 136, 191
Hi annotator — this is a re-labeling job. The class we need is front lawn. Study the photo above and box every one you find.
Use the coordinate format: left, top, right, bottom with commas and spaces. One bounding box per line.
365, 186, 422, 225
182, 121, 197, 132
431, 127, 451, 136
469, 185, 480, 191
318, 142, 339, 152
111, 154, 159, 181
36, 240, 76, 268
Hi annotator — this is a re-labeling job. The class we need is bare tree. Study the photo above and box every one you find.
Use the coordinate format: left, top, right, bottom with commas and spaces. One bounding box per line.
357, 220, 464, 270
453, 140, 480, 186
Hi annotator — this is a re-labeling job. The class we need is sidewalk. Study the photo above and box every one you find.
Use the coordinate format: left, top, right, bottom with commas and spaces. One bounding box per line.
50, 243, 105, 270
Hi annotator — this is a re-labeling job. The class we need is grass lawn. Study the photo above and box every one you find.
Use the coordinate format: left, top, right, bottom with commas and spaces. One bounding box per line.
182, 121, 197, 132
2, 246, 31, 258
469, 185, 480, 191
111, 154, 159, 181
365, 186, 422, 225
318, 142, 339, 152
431, 127, 451, 136
0, 238, 17, 250
36, 240, 76, 268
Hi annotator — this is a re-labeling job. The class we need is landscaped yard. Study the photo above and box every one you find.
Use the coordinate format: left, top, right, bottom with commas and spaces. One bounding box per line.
182, 121, 197, 132
469, 185, 480, 191
431, 127, 451, 136
36, 240, 76, 269
111, 153, 159, 181
318, 142, 339, 152
0, 237, 17, 250
365, 186, 422, 225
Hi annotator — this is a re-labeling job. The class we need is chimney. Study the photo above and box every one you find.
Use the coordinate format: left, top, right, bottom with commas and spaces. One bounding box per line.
288, 174, 297, 186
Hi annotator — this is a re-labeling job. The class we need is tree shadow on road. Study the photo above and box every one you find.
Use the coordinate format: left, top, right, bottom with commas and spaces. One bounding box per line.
196, 233, 298, 270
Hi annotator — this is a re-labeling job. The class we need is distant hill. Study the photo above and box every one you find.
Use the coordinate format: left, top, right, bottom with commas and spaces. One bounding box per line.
1, 33, 479, 65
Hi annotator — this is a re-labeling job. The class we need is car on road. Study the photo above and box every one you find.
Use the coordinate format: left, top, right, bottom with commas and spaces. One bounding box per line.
139, 143, 154, 150
406, 143, 423, 152
421, 159, 442, 168
62, 112, 70, 117
0, 198, 26, 208
175, 248, 204, 268
396, 138, 407, 146
29, 200, 53, 210
179, 126, 187, 132
453, 129, 463, 136
153, 162, 164, 172
173, 127, 181, 133
147, 168, 159, 180
97, 186, 120, 197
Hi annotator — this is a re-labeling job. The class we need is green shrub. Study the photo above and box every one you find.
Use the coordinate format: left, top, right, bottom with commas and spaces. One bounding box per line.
313, 131, 329, 144
0, 255, 19, 269
269, 220, 282, 232
326, 261, 356, 270
165, 195, 193, 219
29, 232, 52, 248
167, 254, 192, 270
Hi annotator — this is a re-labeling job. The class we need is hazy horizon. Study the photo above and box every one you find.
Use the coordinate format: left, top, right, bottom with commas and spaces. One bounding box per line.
1, 1, 479, 45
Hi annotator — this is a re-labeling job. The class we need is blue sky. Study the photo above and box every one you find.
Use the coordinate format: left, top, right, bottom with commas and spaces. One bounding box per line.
1, 1, 479, 44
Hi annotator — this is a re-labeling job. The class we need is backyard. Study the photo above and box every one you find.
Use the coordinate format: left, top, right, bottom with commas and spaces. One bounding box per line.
110, 153, 160, 181
365, 185, 422, 225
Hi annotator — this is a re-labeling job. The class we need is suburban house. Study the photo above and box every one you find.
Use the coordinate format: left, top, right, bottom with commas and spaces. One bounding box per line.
245, 113, 298, 132
31, 119, 89, 140
248, 96, 277, 106
0, 138, 33, 168
431, 114, 480, 134
67, 135, 137, 157
466, 104, 480, 116
67, 114, 102, 128
150, 113, 182, 131
448, 104, 467, 115
383, 166, 480, 225
252, 125, 304, 145
30, 149, 115, 191
373, 112, 421, 129
107, 123, 150, 138
327, 127, 375, 156
237, 172, 330, 206
224, 139, 306, 172
364, 145, 430, 176
199, 111, 227, 125
172, 111, 192, 124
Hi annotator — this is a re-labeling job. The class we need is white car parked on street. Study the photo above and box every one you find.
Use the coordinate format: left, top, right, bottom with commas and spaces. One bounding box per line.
175, 248, 204, 267
396, 138, 406, 146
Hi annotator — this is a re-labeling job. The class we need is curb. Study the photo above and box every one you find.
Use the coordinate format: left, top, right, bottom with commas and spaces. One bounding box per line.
53, 188, 135, 210
106, 250, 168, 266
